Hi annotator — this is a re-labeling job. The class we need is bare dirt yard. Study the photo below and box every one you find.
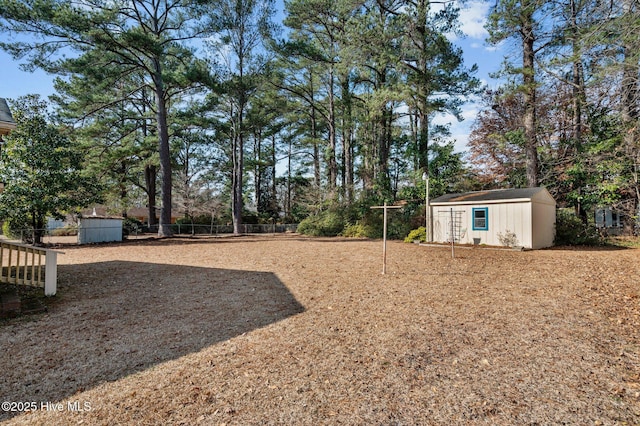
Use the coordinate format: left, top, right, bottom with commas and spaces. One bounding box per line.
1, 234, 639, 425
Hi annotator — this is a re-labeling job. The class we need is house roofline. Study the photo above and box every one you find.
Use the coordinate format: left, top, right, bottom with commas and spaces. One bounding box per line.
0, 120, 16, 135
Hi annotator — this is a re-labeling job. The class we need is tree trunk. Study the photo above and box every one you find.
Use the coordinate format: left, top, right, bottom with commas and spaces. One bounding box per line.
152, 58, 173, 237
232, 80, 246, 235
416, 0, 430, 174
571, 0, 588, 224
621, 0, 640, 233
254, 130, 262, 213
327, 63, 337, 191
271, 134, 277, 214
309, 71, 321, 187
376, 104, 392, 195
119, 162, 128, 218
311, 110, 321, 187
362, 122, 375, 191
145, 164, 157, 227
287, 137, 293, 218
418, 107, 429, 174
341, 78, 354, 204
570, 0, 584, 147
32, 213, 44, 246
522, 16, 539, 188
232, 130, 244, 235
140, 89, 157, 228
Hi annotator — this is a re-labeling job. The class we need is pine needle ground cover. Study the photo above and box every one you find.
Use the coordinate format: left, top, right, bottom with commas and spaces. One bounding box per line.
1, 235, 638, 425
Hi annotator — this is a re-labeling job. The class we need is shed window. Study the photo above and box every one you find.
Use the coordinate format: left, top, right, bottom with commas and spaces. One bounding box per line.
472, 207, 488, 231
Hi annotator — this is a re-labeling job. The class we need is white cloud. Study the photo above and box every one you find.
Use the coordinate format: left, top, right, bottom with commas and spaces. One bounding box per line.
484, 40, 505, 52
432, 103, 479, 126
457, 0, 490, 40
430, 102, 480, 153
450, 130, 471, 154
461, 103, 480, 121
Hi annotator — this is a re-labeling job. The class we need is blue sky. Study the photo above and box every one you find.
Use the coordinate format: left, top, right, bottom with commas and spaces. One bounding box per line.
438, 0, 504, 153
0, 0, 504, 154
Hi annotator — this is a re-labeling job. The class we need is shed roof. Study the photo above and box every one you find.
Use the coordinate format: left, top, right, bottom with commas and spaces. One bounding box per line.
431, 187, 551, 204
0, 98, 17, 135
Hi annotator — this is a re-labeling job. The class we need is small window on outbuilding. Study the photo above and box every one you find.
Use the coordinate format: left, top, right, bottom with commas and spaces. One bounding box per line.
472, 207, 488, 231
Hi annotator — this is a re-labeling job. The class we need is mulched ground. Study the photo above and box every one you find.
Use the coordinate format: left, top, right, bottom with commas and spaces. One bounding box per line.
0, 234, 638, 425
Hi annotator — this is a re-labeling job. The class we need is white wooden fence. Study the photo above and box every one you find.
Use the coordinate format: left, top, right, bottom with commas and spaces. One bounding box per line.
0, 242, 61, 296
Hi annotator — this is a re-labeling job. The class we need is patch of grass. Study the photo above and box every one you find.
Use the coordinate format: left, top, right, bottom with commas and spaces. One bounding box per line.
606, 236, 640, 248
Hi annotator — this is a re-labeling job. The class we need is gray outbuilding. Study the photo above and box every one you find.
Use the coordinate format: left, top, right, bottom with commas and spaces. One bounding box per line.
78, 215, 123, 244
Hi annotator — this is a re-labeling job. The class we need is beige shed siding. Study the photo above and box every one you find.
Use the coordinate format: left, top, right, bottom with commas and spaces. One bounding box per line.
456, 202, 532, 247
489, 202, 531, 247
433, 201, 530, 247
432, 208, 466, 243
531, 192, 556, 249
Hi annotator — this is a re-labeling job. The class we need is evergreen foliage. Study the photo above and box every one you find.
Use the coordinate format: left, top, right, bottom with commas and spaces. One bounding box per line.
555, 209, 603, 246
0, 96, 101, 244
297, 210, 346, 237
404, 227, 426, 243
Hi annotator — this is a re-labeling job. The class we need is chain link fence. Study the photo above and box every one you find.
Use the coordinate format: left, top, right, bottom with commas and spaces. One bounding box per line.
1, 223, 299, 245
164, 223, 298, 235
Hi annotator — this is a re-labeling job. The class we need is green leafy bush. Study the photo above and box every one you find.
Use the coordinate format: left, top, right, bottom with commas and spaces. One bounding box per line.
388, 219, 412, 240
296, 217, 316, 235
298, 197, 416, 241
404, 227, 426, 243
297, 210, 346, 237
341, 222, 375, 238
342, 199, 411, 240
555, 209, 603, 246
2, 216, 32, 243
176, 215, 212, 225
353, 210, 383, 239
123, 217, 143, 237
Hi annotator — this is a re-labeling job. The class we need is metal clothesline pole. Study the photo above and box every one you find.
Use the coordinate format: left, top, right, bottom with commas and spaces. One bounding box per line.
450, 207, 455, 259
370, 202, 403, 275
423, 173, 431, 242
437, 208, 464, 259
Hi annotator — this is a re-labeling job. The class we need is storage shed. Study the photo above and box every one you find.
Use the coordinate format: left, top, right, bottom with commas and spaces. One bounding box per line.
430, 187, 556, 249
78, 216, 123, 244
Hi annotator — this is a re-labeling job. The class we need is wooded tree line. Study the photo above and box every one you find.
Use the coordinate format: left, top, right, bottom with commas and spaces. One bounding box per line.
1, 0, 638, 237
471, 0, 640, 232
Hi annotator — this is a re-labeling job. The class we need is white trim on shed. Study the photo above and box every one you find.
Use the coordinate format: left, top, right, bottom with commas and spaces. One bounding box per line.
430, 187, 556, 249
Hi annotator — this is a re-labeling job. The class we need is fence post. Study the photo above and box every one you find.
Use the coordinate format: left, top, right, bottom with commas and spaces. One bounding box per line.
44, 250, 58, 296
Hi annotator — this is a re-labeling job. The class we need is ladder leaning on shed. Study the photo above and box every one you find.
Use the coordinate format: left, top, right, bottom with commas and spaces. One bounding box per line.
0, 242, 62, 296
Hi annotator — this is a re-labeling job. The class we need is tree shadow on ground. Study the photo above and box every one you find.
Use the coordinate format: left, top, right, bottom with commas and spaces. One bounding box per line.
0, 261, 304, 420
